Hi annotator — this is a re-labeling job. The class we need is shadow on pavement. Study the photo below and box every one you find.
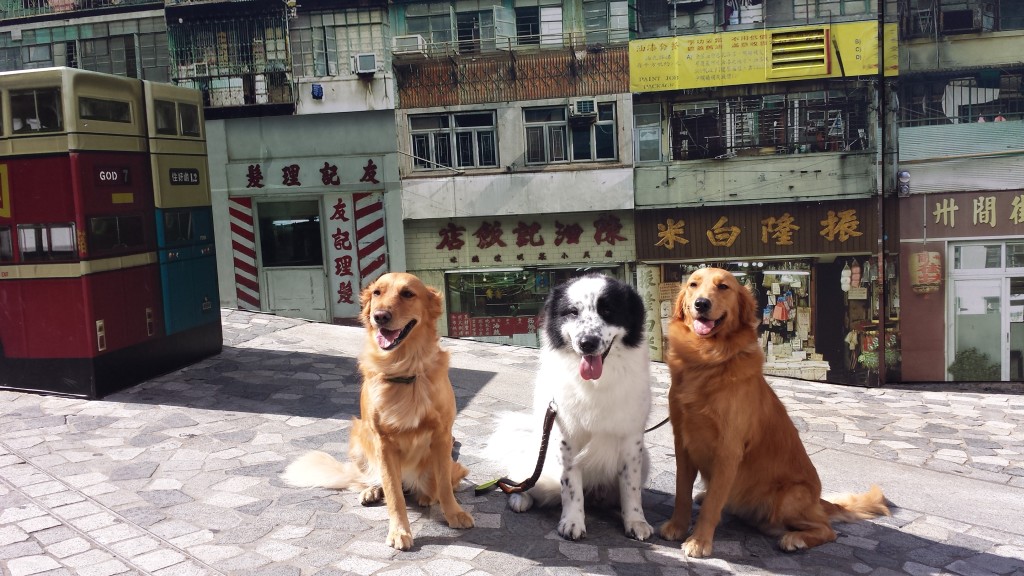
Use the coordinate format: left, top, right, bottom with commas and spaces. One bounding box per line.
110, 344, 499, 419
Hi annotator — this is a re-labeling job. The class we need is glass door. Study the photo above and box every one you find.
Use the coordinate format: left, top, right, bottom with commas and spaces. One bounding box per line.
949, 279, 1002, 381
1009, 277, 1024, 381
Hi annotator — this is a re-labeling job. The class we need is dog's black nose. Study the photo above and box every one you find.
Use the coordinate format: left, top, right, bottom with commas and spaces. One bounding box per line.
579, 334, 601, 355
693, 298, 711, 314
373, 310, 391, 326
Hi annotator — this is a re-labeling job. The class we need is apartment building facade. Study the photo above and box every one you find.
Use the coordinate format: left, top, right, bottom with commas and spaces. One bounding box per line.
391, 0, 639, 346
895, 0, 1024, 382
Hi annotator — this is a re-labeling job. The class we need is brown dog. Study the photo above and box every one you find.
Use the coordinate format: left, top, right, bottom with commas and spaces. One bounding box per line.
282, 272, 473, 550
661, 267, 889, 557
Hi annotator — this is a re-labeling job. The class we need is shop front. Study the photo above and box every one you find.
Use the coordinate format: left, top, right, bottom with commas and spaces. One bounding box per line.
404, 211, 636, 347
635, 198, 896, 385
899, 190, 1024, 382
223, 156, 390, 323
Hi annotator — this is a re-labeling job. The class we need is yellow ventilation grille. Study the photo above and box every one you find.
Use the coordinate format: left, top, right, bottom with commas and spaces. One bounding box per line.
768, 28, 831, 79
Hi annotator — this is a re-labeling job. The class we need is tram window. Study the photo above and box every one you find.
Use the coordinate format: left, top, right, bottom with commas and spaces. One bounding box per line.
154, 100, 177, 135
258, 201, 323, 268
180, 103, 201, 137
17, 223, 77, 261
11, 88, 63, 133
88, 215, 146, 254
79, 97, 132, 124
0, 227, 12, 262
163, 210, 193, 244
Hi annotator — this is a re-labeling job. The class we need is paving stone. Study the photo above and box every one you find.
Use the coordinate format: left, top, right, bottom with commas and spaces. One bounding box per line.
1, 309, 1022, 576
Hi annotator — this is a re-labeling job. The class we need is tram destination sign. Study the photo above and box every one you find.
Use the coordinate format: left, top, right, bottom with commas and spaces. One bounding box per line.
94, 167, 130, 186
169, 168, 200, 186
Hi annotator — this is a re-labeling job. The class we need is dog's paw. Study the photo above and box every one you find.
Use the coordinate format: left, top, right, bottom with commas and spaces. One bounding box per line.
682, 536, 713, 558
360, 485, 384, 506
557, 517, 587, 541
508, 492, 533, 513
659, 519, 689, 541
779, 532, 809, 552
386, 527, 413, 550
445, 509, 475, 529
416, 492, 436, 507
625, 520, 654, 542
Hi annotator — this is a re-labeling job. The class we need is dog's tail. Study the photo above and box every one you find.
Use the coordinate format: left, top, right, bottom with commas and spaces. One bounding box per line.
281, 451, 368, 491
821, 485, 891, 522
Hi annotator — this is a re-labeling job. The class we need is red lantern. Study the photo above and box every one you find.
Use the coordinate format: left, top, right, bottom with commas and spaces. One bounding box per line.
910, 251, 942, 294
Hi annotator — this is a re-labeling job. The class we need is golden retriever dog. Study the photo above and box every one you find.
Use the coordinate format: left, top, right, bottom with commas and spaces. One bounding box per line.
661, 267, 889, 557
282, 272, 474, 550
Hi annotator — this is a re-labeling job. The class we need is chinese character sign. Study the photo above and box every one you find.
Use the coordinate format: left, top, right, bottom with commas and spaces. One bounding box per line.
635, 199, 877, 259
326, 194, 361, 319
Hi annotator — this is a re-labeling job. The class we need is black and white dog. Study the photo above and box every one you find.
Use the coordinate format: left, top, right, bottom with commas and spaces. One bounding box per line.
488, 274, 654, 541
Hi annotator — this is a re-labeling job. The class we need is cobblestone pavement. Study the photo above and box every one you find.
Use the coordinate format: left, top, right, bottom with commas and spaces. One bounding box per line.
1, 309, 1023, 576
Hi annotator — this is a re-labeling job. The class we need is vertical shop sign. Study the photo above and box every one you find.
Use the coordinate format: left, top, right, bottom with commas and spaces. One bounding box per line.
327, 194, 360, 319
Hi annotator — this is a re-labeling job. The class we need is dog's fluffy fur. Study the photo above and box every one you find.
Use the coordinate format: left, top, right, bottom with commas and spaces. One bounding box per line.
488, 274, 654, 541
661, 267, 890, 557
282, 272, 473, 550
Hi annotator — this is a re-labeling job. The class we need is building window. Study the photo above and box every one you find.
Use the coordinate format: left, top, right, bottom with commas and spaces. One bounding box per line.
24, 44, 53, 68
583, 0, 630, 45
80, 35, 138, 78
456, 3, 498, 53
514, 2, 563, 45
291, 8, 387, 77
258, 201, 323, 268
406, 2, 455, 46
525, 103, 617, 165
634, 103, 662, 162
17, 223, 77, 262
410, 111, 497, 170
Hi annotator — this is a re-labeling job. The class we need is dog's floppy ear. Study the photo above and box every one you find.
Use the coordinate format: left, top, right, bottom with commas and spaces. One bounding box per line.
426, 285, 444, 324
359, 279, 377, 326
673, 281, 689, 320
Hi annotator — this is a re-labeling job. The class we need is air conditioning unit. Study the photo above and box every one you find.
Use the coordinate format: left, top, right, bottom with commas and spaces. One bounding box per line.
570, 98, 598, 118
392, 34, 427, 56
351, 53, 378, 75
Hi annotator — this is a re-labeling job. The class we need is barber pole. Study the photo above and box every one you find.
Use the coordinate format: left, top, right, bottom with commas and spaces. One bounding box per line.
229, 196, 260, 310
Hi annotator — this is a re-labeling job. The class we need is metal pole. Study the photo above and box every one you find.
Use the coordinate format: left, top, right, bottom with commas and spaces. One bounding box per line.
876, 0, 887, 387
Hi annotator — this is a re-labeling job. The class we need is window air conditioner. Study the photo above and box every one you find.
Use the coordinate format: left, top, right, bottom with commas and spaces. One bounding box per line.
570, 98, 598, 117
392, 34, 427, 55
352, 53, 378, 75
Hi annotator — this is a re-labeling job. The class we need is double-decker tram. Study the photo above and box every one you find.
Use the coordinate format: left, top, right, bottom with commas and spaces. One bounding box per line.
0, 68, 221, 398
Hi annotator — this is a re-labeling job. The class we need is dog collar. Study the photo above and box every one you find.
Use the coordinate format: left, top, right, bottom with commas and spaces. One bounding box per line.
384, 375, 416, 385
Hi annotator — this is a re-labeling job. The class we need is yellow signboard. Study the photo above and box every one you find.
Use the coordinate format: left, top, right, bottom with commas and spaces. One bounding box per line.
630, 21, 898, 92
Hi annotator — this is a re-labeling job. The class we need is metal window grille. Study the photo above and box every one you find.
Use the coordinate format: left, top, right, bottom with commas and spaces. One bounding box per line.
897, 71, 1024, 126
168, 11, 293, 106
290, 8, 387, 78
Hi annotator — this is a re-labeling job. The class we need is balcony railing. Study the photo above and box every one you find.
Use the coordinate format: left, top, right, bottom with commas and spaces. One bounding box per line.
392, 28, 631, 62
0, 0, 159, 21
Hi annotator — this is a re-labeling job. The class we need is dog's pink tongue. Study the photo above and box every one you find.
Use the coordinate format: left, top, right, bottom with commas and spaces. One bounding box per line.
376, 328, 401, 349
580, 354, 603, 381
693, 318, 715, 336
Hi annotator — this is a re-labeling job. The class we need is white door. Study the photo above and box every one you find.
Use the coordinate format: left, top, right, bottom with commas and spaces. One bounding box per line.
264, 267, 328, 322
255, 200, 329, 322
949, 278, 1016, 381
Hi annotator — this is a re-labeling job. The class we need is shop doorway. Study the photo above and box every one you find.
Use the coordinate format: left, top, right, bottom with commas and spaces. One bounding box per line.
255, 200, 328, 322
949, 276, 1024, 381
